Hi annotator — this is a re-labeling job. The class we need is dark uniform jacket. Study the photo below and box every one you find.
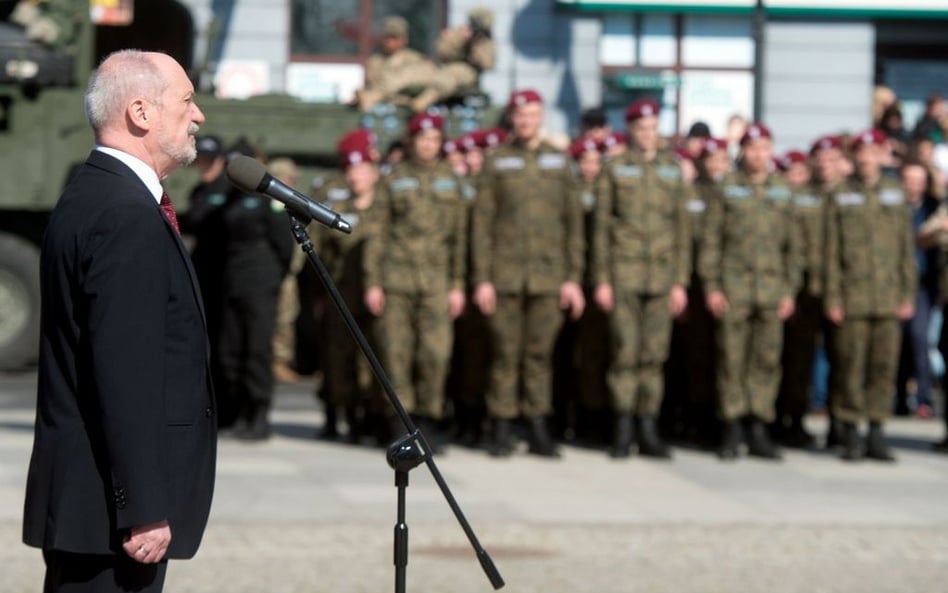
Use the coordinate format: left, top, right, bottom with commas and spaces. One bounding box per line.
24, 150, 216, 558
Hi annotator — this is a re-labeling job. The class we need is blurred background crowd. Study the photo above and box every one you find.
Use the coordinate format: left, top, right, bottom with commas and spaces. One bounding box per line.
180, 52, 948, 464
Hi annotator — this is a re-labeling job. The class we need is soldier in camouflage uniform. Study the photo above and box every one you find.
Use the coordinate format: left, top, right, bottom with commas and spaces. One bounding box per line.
411, 8, 496, 112
357, 16, 436, 112
471, 89, 585, 457
808, 135, 849, 448
309, 135, 386, 443
824, 128, 916, 462
774, 149, 823, 448
363, 113, 467, 448
592, 99, 691, 459
699, 123, 800, 461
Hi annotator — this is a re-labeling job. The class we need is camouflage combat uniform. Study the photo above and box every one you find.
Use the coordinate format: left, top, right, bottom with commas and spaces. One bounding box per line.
364, 159, 466, 420
700, 170, 801, 423
592, 148, 691, 417
824, 174, 916, 424
471, 139, 584, 420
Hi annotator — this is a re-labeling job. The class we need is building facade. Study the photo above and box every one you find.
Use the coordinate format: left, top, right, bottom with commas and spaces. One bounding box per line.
177, 0, 948, 150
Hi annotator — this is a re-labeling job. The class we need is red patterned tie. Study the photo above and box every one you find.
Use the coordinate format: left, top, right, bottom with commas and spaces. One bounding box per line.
159, 192, 181, 236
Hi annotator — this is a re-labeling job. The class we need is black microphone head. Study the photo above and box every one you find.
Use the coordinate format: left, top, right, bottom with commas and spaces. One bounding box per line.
225, 154, 269, 193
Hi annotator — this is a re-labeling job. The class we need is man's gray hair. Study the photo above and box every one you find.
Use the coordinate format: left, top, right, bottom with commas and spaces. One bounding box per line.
84, 50, 168, 132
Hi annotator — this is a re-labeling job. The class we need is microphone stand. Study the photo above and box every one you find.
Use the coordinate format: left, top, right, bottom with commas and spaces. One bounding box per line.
288, 216, 505, 593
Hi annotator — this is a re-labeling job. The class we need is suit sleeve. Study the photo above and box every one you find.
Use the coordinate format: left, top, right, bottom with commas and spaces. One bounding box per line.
83, 201, 173, 530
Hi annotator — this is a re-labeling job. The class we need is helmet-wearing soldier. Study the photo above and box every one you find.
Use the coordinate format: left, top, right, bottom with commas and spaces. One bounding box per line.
699, 123, 801, 461
363, 113, 467, 450
591, 99, 691, 459
774, 149, 824, 448
471, 89, 585, 457
309, 133, 387, 443
824, 128, 916, 462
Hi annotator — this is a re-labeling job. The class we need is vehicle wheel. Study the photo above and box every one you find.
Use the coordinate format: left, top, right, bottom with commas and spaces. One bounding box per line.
0, 233, 40, 371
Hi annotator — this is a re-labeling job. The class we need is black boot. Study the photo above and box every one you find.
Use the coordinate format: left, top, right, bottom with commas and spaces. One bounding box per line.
717, 421, 742, 460
609, 413, 634, 459
783, 415, 815, 448
865, 421, 895, 462
318, 405, 339, 440
237, 403, 271, 441
746, 418, 782, 460
637, 415, 672, 459
825, 415, 842, 449
527, 416, 560, 458
414, 415, 445, 455
488, 418, 515, 458
839, 422, 864, 461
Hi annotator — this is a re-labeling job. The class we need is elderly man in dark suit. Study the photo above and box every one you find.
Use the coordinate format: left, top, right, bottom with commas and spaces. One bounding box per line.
22, 49, 217, 593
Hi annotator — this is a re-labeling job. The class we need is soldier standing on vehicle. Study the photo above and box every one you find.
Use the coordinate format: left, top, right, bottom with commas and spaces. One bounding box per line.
700, 123, 800, 461
471, 89, 585, 457
592, 99, 691, 459
824, 128, 916, 462
363, 113, 467, 450
410, 7, 496, 112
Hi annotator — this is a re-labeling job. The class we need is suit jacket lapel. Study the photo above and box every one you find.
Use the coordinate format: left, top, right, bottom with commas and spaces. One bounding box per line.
84, 151, 209, 331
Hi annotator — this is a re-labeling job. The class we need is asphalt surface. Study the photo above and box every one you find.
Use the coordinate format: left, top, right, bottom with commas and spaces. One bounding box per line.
2, 371, 948, 593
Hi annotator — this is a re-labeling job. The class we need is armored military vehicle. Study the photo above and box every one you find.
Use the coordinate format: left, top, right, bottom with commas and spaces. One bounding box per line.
0, 3, 496, 370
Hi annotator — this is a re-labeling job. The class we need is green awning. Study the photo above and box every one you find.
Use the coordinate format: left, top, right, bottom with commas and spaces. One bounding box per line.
557, 0, 948, 18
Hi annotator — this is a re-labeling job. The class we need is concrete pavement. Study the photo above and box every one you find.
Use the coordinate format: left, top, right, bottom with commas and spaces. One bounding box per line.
2, 371, 948, 593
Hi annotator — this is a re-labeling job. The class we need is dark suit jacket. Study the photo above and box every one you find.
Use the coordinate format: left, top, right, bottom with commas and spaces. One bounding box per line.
23, 150, 217, 559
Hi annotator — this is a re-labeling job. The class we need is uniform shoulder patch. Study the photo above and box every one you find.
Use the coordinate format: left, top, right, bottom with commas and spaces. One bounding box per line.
326, 187, 351, 202
389, 177, 420, 192
767, 186, 791, 201
494, 156, 525, 170
687, 198, 706, 213
723, 185, 752, 200
538, 153, 566, 170
835, 192, 865, 207
657, 165, 681, 180
879, 188, 905, 206
614, 164, 643, 179
793, 194, 821, 208
432, 178, 458, 192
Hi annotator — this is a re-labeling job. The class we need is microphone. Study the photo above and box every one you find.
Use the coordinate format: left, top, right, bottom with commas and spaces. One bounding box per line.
226, 154, 352, 234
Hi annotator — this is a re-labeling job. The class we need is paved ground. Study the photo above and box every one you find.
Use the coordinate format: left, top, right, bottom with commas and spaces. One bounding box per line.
2, 371, 948, 593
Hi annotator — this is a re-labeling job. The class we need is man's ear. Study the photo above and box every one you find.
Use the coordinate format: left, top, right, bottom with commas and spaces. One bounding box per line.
127, 97, 153, 132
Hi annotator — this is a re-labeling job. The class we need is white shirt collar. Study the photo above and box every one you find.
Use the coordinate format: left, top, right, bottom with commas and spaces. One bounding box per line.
95, 146, 164, 204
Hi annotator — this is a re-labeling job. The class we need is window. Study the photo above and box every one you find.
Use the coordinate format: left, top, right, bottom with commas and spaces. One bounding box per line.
599, 13, 755, 137
290, 0, 445, 62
